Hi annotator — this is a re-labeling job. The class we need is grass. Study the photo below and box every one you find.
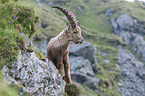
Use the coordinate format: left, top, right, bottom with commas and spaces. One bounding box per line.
94, 36, 122, 95
0, 28, 23, 69
0, 80, 18, 96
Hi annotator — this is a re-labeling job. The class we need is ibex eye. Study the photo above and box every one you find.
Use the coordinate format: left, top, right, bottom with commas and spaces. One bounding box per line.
74, 32, 77, 34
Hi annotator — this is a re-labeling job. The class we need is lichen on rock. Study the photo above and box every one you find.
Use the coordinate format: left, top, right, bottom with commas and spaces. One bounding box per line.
2, 50, 65, 96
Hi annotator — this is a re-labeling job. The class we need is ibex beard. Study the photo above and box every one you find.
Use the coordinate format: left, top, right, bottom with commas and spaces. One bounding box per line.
46, 6, 84, 84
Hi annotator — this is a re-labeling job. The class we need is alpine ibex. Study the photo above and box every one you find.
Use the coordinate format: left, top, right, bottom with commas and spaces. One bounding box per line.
46, 6, 84, 84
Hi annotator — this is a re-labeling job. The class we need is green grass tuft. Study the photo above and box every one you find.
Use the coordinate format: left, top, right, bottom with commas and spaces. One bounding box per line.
65, 84, 81, 96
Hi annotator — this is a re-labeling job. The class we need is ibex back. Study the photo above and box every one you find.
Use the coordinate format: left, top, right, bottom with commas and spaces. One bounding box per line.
46, 6, 84, 84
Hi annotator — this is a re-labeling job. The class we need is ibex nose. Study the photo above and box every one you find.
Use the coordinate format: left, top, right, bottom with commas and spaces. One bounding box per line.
82, 38, 84, 42
78, 38, 84, 44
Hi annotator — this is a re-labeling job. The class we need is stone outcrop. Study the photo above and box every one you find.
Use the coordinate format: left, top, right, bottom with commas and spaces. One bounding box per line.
117, 46, 145, 96
69, 42, 99, 90
69, 42, 97, 73
111, 14, 145, 62
110, 14, 145, 96
2, 51, 65, 96
71, 72, 100, 92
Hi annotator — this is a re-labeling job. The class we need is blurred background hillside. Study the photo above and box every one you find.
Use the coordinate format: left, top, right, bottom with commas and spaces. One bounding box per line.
0, 0, 145, 96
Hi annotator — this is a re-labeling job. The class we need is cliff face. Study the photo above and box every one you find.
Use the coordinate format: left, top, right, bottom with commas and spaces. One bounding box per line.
112, 14, 145, 62
111, 14, 145, 96
2, 50, 65, 96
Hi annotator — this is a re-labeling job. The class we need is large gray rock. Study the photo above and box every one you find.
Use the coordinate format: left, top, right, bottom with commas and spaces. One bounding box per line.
68, 42, 99, 91
69, 56, 95, 76
111, 14, 145, 62
117, 46, 145, 96
69, 42, 97, 73
2, 51, 65, 96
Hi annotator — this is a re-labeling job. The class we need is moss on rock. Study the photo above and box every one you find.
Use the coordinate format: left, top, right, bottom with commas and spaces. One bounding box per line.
65, 84, 81, 96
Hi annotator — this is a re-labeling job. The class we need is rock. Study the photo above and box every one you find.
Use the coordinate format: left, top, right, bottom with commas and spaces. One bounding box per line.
103, 59, 110, 64
68, 41, 99, 90
111, 14, 145, 95
111, 17, 118, 30
116, 14, 134, 29
111, 14, 145, 62
71, 72, 100, 90
2, 51, 65, 96
69, 42, 97, 73
69, 56, 95, 76
136, 68, 145, 79
105, 9, 112, 17
117, 46, 145, 96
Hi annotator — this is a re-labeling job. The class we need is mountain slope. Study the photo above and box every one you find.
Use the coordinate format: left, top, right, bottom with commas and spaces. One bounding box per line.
1, 0, 145, 96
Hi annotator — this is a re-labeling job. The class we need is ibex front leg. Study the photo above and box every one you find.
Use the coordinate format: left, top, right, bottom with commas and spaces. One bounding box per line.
56, 58, 65, 77
63, 51, 72, 84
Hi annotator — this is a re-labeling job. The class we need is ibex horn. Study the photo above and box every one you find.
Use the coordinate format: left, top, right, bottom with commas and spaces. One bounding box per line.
52, 6, 79, 28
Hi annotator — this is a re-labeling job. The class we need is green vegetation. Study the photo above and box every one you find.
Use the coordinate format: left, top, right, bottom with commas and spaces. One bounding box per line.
0, 0, 38, 70
80, 85, 98, 96
34, 49, 45, 59
65, 84, 81, 96
0, 80, 18, 96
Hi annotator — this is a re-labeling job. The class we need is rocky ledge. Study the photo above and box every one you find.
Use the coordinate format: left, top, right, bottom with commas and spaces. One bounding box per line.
2, 51, 65, 96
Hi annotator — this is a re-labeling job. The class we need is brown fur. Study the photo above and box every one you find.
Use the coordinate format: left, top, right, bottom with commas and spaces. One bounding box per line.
46, 26, 83, 84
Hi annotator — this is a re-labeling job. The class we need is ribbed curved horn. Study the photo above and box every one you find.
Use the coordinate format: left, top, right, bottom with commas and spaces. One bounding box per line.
52, 6, 79, 28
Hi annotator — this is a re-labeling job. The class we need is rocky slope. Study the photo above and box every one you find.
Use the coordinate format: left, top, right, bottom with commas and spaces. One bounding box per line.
117, 46, 145, 96
110, 13, 145, 96
2, 51, 65, 96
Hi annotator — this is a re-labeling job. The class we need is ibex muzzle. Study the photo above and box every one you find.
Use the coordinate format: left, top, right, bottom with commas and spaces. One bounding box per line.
46, 6, 83, 84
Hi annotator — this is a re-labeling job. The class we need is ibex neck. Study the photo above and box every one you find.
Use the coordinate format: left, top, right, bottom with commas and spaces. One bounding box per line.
56, 28, 71, 52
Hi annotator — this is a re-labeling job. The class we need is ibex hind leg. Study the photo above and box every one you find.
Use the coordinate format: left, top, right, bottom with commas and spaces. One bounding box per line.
63, 51, 72, 84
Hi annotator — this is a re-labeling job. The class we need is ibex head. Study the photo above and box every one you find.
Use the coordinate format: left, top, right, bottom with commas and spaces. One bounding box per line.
52, 6, 84, 44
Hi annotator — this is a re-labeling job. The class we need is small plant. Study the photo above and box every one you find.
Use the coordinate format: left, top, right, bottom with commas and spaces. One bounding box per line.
64, 93, 68, 96
65, 84, 81, 96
